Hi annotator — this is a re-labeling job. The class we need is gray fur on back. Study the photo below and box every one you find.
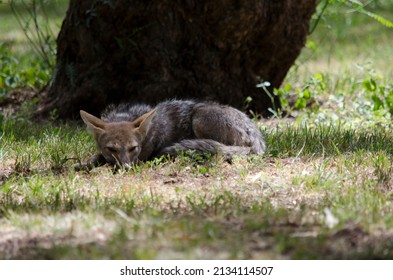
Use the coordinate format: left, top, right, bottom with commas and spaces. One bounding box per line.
101, 103, 153, 122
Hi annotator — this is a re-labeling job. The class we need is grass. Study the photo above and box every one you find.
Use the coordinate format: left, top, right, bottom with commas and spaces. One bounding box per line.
1, 1, 393, 259
1, 120, 393, 259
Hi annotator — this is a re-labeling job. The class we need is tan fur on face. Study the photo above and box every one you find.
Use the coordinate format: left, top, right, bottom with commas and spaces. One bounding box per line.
80, 110, 155, 166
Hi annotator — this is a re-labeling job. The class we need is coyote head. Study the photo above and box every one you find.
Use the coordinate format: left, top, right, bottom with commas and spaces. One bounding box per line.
80, 109, 155, 167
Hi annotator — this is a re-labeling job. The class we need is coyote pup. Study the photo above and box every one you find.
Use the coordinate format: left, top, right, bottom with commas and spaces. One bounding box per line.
80, 100, 265, 168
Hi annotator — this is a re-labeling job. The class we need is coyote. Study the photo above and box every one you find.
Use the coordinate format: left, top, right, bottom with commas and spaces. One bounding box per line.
80, 100, 265, 168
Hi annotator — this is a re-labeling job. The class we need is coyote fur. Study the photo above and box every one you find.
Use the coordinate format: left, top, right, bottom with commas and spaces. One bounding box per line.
80, 100, 266, 168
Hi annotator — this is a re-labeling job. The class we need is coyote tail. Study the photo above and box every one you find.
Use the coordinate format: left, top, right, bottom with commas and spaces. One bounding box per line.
157, 139, 254, 161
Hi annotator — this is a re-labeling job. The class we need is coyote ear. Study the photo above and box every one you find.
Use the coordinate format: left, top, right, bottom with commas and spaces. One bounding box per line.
80, 110, 106, 135
133, 109, 156, 136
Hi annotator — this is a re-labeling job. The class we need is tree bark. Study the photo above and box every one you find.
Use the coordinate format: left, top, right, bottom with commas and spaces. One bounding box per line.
40, 0, 317, 119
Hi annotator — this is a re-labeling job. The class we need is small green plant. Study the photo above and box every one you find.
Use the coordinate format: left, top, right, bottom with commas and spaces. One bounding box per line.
274, 73, 327, 116
0, 43, 20, 99
0, 43, 51, 99
363, 77, 393, 115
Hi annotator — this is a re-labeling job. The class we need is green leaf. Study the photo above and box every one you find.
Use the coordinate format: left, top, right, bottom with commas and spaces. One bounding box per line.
363, 78, 377, 92
295, 98, 307, 110
363, 11, 393, 29
313, 73, 324, 81
303, 89, 311, 99
199, 167, 207, 174
371, 94, 384, 111
24, 67, 36, 85
281, 98, 289, 108
306, 40, 318, 53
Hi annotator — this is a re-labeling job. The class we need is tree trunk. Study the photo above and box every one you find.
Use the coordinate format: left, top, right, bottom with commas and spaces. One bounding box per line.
40, 0, 317, 119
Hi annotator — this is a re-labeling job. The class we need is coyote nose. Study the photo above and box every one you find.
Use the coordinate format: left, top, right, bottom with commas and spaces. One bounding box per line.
117, 154, 136, 169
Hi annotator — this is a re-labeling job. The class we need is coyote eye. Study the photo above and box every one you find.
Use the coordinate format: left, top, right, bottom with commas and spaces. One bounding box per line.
107, 147, 117, 153
129, 146, 137, 153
